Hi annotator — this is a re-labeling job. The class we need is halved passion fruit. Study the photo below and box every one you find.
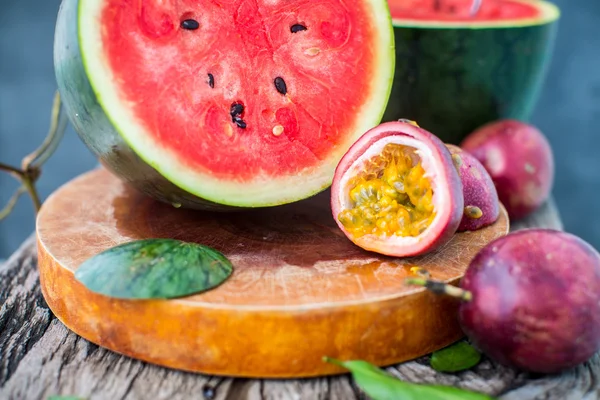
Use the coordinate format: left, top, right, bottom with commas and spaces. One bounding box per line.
331, 121, 464, 257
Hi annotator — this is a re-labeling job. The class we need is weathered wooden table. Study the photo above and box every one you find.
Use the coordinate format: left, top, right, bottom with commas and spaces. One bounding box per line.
1, 199, 599, 400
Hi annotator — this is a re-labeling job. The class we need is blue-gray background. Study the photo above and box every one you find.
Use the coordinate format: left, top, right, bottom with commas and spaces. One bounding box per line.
0, 0, 598, 258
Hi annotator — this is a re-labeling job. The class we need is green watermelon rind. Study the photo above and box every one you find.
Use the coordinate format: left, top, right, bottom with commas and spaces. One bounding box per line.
67, 0, 395, 208
391, 0, 560, 29
55, 0, 227, 211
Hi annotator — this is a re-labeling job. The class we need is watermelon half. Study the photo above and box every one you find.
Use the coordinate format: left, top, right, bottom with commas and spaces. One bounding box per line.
383, 0, 560, 144
53, 0, 395, 209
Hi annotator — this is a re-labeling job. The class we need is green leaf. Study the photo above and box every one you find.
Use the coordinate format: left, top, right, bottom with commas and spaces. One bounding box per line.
324, 357, 495, 400
431, 341, 482, 372
74, 239, 233, 299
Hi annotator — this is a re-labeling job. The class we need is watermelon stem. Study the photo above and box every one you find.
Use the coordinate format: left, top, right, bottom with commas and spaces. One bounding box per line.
0, 186, 27, 221
22, 91, 68, 170
0, 161, 22, 177
0, 91, 67, 220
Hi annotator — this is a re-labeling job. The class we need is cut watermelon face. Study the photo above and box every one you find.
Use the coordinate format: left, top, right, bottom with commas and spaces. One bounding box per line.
74, 0, 395, 207
389, 0, 559, 27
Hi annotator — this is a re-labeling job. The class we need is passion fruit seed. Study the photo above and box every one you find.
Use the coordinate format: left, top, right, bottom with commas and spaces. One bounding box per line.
290, 24, 308, 33
274, 77, 287, 95
409, 266, 431, 278
338, 143, 436, 239
451, 154, 463, 170
207, 73, 214, 88
397, 119, 420, 127
465, 205, 483, 219
180, 19, 199, 30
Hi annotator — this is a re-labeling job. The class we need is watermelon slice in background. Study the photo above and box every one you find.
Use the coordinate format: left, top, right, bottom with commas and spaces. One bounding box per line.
383, 0, 560, 144
53, 0, 395, 209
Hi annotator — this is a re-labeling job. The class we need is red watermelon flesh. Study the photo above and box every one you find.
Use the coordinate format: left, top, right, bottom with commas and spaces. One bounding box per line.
388, 0, 540, 22
101, 0, 385, 182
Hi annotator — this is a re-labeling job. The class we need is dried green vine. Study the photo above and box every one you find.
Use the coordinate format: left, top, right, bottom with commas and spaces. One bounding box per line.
0, 91, 67, 220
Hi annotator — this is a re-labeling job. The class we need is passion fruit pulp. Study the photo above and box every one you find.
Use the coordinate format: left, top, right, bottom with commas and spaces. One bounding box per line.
331, 121, 464, 257
337, 144, 436, 238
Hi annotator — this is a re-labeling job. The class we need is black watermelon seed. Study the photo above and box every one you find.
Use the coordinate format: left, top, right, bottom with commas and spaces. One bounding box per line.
290, 24, 307, 33
274, 77, 287, 95
207, 73, 214, 88
230, 102, 244, 119
234, 117, 247, 129
181, 19, 199, 30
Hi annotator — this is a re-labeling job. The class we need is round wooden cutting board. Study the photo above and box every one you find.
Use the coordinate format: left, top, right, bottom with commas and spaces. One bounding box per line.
36, 168, 509, 378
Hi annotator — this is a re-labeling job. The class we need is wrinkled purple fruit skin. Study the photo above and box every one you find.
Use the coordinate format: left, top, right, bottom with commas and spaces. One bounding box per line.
459, 229, 600, 374
460, 120, 554, 220
447, 145, 500, 232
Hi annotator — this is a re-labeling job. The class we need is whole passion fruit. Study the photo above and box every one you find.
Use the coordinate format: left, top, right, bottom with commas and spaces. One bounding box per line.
446, 145, 500, 232
331, 120, 463, 257
409, 229, 600, 374
460, 120, 554, 220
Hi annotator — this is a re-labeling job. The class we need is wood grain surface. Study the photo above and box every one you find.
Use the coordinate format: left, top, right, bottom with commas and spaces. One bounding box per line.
35, 168, 509, 378
2, 196, 588, 400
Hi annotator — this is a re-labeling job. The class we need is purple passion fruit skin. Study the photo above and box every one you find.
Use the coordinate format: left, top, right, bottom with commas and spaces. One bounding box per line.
460, 120, 554, 220
459, 229, 600, 374
446, 144, 500, 232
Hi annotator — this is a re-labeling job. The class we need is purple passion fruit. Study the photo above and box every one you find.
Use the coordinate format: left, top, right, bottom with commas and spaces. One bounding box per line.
446, 144, 500, 232
460, 229, 600, 373
330, 120, 463, 257
461, 120, 554, 220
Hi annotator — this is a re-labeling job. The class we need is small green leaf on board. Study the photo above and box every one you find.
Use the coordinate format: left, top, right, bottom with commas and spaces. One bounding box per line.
323, 357, 495, 400
431, 340, 482, 372
74, 239, 233, 299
